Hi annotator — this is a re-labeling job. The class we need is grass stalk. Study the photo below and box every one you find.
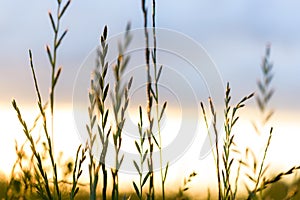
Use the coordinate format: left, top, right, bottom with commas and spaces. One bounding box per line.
201, 97, 222, 200
97, 26, 111, 200
246, 45, 276, 199
47, 0, 71, 147
133, 106, 151, 200
255, 165, 300, 194
94, 25, 111, 200
111, 24, 132, 200
30, 50, 62, 199
222, 83, 254, 199
209, 98, 222, 200
151, 0, 169, 199
141, 0, 168, 199
11, 2, 86, 198
202, 83, 253, 200
233, 159, 242, 199
256, 45, 274, 125
140, 1, 155, 199
87, 83, 99, 200
252, 127, 273, 195
12, 50, 60, 200
200, 102, 217, 167
5, 111, 43, 199
176, 171, 197, 199
70, 145, 87, 200
86, 26, 112, 200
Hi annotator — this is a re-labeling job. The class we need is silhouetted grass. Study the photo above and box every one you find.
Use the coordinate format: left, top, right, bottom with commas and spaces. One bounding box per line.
5, 1, 300, 200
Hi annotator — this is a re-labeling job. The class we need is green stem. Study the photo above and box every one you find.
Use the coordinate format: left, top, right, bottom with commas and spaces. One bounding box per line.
50, 1, 61, 150
141, 1, 155, 199
200, 102, 217, 167
253, 127, 273, 193
151, 0, 166, 198
102, 164, 107, 200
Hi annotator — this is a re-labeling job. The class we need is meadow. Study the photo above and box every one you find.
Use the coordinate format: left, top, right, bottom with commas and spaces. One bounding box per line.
1, 0, 300, 199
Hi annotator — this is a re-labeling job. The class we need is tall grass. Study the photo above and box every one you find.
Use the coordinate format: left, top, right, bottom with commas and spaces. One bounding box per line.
243, 45, 289, 199
110, 23, 133, 200
201, 83, 254, 200
70, 145, 87, 200
255, 44, 275, 129
87, 78, 100, 199
10, 1, 85, 199
244, 45, 275, 199
133, 106, 151, 200
5, 112, 42, 199
223, 85, 254, 199
86, 26, 112, 200
140, 0, 169, 199
140, 0, 155, 199
97, 26, 111, 200
47, 0, 71, 147
6, 1, 300, 200
200, 46, 300, 200
13, 50, 61, 199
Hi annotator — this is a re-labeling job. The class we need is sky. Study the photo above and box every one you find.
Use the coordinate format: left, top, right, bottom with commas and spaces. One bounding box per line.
1, 0, 300, 109
0, 0, 300, 193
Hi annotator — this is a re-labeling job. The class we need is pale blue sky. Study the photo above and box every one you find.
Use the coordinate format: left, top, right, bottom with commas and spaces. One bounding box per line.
0, 0, 300, 111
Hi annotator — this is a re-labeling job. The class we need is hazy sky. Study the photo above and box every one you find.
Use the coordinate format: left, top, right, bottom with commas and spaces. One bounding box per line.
1, 0, 300, 119
1, 0, 300, 112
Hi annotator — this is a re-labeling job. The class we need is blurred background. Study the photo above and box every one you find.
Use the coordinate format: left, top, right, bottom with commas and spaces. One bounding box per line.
0, 0, 300, 196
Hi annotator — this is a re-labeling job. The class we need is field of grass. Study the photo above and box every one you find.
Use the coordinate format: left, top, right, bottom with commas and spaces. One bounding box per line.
1, 0, 300, 200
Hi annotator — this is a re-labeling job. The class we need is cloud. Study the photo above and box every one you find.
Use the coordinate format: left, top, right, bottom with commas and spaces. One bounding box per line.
0, 0, 299, 110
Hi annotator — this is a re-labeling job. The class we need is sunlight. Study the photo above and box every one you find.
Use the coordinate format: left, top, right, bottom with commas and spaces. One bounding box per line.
1, 105, 299, 190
